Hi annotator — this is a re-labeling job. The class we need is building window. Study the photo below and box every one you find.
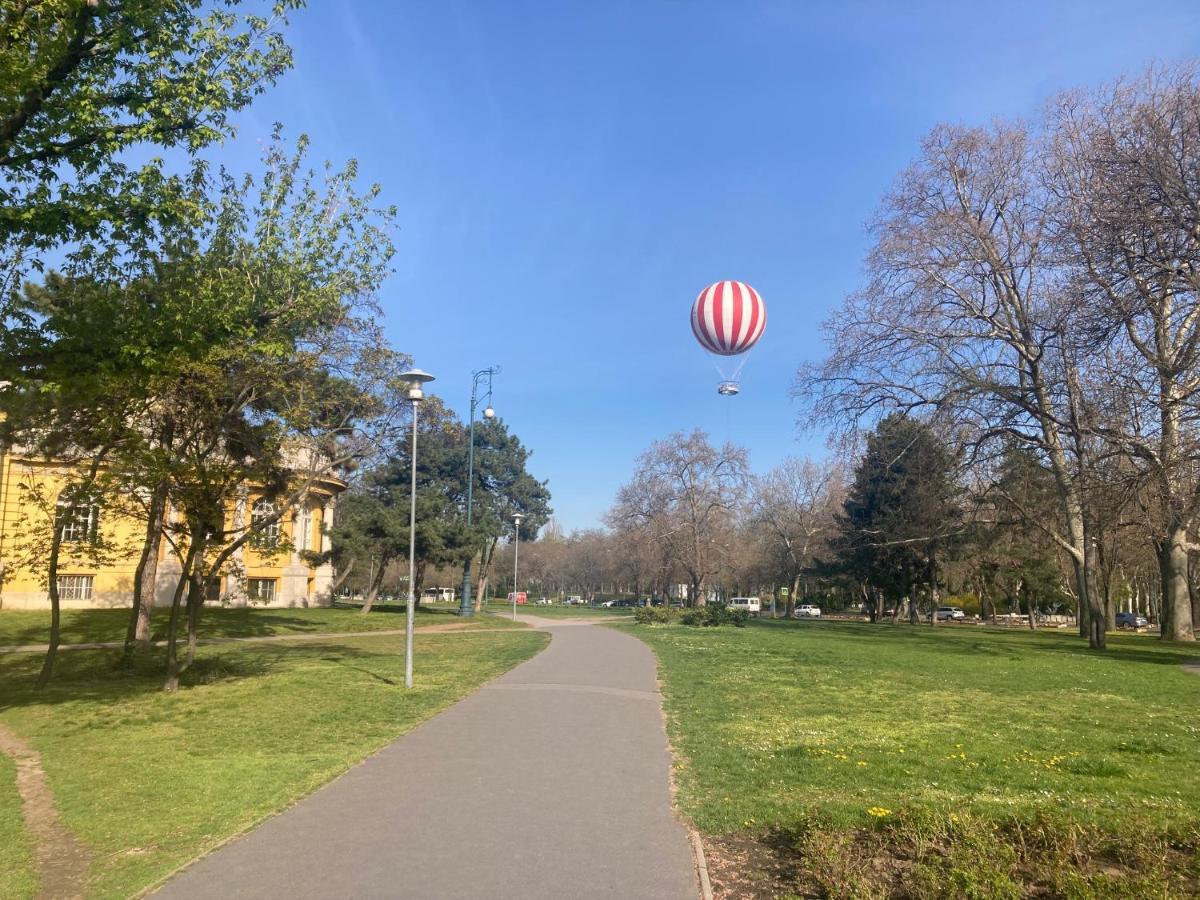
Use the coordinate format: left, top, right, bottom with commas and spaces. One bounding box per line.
248, 578, 277, 603
56, 575, 94, 601
57, 495, 100, 544
298, 506, 313, 552
250, 500, 280, 549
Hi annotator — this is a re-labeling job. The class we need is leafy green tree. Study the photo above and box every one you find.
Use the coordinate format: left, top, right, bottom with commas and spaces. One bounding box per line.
331, 403, 552, 613
976, 441, 1073, 627
827, 415, 962, 624
0, 0, 301, 254
330, 398, 472, 614
465, 417, 552, 609
4, 133, 404, 688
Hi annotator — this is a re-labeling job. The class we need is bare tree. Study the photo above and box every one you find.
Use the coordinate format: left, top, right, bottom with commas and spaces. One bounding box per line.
745, 457, 845, 617
1047, 64, 1200, 641
612, 430, 748, 606
796, 121, 1109, 648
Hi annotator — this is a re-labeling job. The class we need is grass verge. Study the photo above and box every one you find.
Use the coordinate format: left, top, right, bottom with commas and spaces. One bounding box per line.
0, 629, 547, 899
0, 754, 38, 900
627, 619, 1200, 898
0, 603, 523, 649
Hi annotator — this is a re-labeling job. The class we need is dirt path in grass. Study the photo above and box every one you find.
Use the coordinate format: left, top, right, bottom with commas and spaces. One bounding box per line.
1185, 659, 1200, 676
0, 723, 91, 899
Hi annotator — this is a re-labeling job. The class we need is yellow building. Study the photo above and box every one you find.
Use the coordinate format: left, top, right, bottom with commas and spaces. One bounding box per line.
0, 447, 340, 611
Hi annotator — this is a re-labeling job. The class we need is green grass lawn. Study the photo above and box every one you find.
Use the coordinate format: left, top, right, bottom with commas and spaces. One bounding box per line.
0, 628, 547, 899
628, 618, 1200, 898
0, 602, 522, 649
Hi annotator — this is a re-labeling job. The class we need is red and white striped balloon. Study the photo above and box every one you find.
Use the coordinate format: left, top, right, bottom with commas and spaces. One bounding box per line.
690, 280, 766, 356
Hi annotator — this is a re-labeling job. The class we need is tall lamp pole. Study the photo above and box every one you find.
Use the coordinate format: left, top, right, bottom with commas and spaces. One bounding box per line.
402, 368, 435, 689
459, 366, 499, 617
512, 512, 523, 621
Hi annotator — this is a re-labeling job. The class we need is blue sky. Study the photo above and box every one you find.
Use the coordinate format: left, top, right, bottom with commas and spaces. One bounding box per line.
215, 0, 1199, 531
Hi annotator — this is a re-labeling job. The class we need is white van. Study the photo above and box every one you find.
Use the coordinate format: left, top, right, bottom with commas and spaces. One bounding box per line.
728, 597, 761, 615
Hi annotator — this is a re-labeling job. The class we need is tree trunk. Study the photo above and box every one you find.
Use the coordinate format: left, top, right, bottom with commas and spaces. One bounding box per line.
1022, 579, 1036, 631
359, 558, 388, 615
1080, 537, 1106, 650
928, 580, 939, 627
183, 569, 206, 671
35, 526, 64, 689
786, 575, 800, 618
413, 560, 427, 608
327, 557, 355, 602
1158, 525, 1196, 641
164, 540, 200, 692
1190, 558, 1200, 638
474, 538, 498, 612
124, 481, 167, 659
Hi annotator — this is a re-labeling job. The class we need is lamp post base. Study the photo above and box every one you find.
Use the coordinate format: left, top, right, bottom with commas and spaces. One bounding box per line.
458, 559, 474, 617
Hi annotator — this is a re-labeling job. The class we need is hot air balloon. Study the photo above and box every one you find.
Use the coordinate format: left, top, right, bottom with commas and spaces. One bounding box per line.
690, 280, 766, 395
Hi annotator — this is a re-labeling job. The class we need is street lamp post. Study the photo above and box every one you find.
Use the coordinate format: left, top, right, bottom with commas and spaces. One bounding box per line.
401, 368, 435, 689
459, 366, 499, 617
512, 512, 523, 621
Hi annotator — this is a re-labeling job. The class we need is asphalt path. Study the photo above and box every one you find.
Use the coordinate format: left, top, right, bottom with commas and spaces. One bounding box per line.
154, 614, 699, 900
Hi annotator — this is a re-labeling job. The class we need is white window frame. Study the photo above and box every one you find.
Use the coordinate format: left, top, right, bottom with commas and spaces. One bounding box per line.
247, 578, 277, 603
298, 506, 312, 552
57, 497, 100, 543
56, 575, 94, 601
250, 500, 281, 549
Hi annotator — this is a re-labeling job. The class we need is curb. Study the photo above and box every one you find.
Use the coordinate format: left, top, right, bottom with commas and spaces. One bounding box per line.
690, 829, 714, 900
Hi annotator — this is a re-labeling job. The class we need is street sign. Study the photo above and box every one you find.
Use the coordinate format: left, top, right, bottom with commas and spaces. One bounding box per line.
779, 587, 789, 597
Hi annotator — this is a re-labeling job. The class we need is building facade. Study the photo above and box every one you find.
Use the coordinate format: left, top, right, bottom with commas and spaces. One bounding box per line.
0, 448, 340, 611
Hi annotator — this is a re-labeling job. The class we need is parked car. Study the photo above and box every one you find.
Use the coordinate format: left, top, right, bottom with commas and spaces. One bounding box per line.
668, 599, 684, 608
600, 599, 618, 608
1116, 611, 1148, 629
728, 597, 761, 615
935, 606, 966, 621
794, 604, 821, 618
566, 595, 583, 605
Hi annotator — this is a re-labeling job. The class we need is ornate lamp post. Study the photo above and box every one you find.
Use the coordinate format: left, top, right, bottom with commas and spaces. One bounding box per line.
511, 512, 523, 621
401, 368, 434, 688
459, 366, 499, 616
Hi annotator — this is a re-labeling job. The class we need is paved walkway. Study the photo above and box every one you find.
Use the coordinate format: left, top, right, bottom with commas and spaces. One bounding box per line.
154, 614, 699, 900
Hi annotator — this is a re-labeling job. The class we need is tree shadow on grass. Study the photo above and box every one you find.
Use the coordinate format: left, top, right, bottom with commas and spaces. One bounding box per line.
0, 604, 463, 651
0, 641, 388, 712
330, 600, 462, 619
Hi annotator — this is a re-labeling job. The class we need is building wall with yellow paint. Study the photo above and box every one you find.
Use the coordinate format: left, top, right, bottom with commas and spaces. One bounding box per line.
0, 448, 339, 611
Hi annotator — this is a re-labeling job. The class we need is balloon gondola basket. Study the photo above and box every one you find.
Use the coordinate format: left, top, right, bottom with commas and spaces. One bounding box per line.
717, 381, 740, 396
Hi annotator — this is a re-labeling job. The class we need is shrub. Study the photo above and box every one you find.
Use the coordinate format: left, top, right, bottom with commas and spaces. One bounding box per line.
633, 606, 677, 625
679, 604, 747, 628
